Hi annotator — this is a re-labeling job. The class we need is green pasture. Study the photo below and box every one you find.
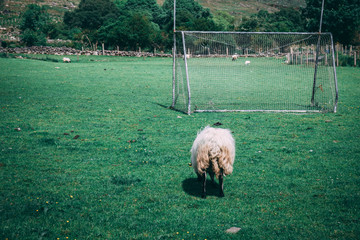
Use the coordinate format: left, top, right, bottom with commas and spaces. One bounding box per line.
1, 55, 359, 239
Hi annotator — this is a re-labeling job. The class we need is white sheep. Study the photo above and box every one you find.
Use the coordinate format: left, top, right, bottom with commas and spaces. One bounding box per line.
63, 57, 71, 63
191, 126, 235, 198
245, 60, 251, 65
232, 54, 238, 61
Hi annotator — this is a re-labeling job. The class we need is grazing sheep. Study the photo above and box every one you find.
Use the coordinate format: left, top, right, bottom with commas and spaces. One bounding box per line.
184, 54, 191, 60
191, 126, 235, 198
232, 54, 238, 61
63, 57, 71, 63
245, 60, 251, 65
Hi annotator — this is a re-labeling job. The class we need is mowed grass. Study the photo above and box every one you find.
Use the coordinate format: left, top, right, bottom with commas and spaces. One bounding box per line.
0, 55, 359, 239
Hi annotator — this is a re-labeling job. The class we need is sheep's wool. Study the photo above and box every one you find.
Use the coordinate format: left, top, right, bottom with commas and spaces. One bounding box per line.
191, 126, 235, 177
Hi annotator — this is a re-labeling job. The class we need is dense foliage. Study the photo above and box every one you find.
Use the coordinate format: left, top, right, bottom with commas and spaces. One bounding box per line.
19, 4, 50, 46
239, 8, 306, 32
0, 0, 5, 10
64, 0, 120, 30
18, 0, 359, 49
302, 0, 360, 45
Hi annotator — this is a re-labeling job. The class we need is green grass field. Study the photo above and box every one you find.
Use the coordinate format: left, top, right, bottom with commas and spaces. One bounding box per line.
1, 55, 359, 239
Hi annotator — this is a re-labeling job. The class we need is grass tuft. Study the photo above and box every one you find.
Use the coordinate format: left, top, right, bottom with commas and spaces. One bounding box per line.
111, 175, 142, 186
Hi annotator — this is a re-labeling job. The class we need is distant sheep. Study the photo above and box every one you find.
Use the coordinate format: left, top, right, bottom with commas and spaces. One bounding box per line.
232, 54, 238, 61
191, 126, 235, 198
63, 57, 71, 63
245, 60, 251, 65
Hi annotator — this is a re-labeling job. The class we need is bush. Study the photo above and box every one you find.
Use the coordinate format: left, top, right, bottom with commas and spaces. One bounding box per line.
0, 52, 10, 58
1, 40, 7, 48
337, 54, 359, 67
20, 29, 47, 46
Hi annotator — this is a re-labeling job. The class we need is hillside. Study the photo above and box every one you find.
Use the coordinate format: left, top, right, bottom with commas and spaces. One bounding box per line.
1, 0, 80, 22
195, 0, 305, 25
0, 0, 306, 41
159, 0, 305, 16
1, 0, 306, 23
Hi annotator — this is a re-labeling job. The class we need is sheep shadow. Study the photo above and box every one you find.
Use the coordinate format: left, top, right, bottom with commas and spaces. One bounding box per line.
182, 178, 223, 198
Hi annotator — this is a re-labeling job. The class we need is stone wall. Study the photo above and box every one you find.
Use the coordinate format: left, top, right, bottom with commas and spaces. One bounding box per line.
0, 46, 172, 57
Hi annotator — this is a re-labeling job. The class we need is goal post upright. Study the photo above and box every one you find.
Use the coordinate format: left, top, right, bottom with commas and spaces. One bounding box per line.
330, 33, 339, 112
311, 0, 325, 107
310, 0, 338, 113
181, 31, 192, 115
171, 0, 176, 108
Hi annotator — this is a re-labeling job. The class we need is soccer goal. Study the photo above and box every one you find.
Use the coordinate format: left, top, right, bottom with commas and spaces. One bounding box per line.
171, 31, 338, 114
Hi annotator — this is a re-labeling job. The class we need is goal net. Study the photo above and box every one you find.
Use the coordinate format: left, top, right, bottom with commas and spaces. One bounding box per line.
172, 31, 338, 114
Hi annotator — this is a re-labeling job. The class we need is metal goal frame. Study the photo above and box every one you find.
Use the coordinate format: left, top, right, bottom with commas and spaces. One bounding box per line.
171, 30, 338, 114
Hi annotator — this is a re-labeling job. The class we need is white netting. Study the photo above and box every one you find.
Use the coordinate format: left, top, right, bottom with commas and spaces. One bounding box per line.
172, 31, 338, 114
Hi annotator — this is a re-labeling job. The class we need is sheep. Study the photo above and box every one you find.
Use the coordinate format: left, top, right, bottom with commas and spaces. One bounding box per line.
232, 54, 238, 61
191, 126, 235, 198
245, 60, 251, 65
63, 57, 71, 63
184, 54, 191, 60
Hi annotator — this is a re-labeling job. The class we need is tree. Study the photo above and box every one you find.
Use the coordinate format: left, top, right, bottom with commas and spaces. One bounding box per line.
0, 0, 5, 11
302, 0, 360, 45
213, 11, 235, 31
127, 13, 156, 50
238, 8, 305, 32
64, 0, 120, 30
238, 15, 259, 31
98, 13, 162, 51
63, 0, 120, 49
162, 0, 217, 31
124, 0, 166, 25
19, 4, 50, 46
19, 4, 50, 32
20, 29, 47, 46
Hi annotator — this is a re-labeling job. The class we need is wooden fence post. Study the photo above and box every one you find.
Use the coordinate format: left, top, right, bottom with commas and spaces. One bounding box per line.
355, 51, 357, 67
325, 53, 328, 65
306, 47, 309, 66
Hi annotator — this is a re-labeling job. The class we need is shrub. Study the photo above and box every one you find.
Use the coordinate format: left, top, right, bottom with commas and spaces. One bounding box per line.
20, 29, 47, 46
337, 53, 359, 67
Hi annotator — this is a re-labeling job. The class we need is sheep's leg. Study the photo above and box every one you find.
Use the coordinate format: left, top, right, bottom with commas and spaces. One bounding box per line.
219, 172, 225, 197
209, 172, 216, 187
202, 172, 207, 199
196, 173, 202, 182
